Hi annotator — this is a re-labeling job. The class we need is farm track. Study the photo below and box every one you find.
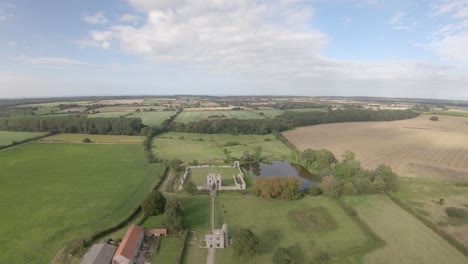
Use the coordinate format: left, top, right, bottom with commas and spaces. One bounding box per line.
284, 115, 468, 180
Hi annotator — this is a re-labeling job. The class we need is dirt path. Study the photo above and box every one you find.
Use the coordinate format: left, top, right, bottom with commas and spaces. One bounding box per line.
206, 190, 216, 264
159, 168, 176, 192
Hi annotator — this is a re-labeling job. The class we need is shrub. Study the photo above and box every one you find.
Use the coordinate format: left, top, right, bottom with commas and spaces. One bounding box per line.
224, 141, 240, 146
308, 185, 321, 196
430, 116, 439, 121
82, 138, 92, 143
445, 207, 466, 218
439, 198, 445, 205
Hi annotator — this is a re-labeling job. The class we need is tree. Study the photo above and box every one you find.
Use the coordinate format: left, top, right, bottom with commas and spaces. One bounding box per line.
164, 199, 184, 233
184, 180, 197, 195
82, 138, 92, 143
233, 228, 259, 259
342, 181, 357, 195
430, 116, 439, 121
273, 247, 293, 264
374, 165, 398, 191
141, 190, 166, 216
320, 176, 341, 198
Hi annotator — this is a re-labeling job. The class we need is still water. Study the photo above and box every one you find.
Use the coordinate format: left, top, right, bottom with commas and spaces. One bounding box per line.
245, 161, 317, 190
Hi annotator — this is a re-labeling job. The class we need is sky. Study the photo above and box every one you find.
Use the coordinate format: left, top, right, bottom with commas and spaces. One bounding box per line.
1, 0, 468, 99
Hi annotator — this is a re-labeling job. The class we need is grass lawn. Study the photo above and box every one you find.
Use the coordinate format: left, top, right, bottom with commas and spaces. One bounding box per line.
215, 195, 371, 263
252, 108, 285, 118
0, 143, 165, 264
174, 110, 265, 123
189, 167, 240, 186
152, 138, 225, 163
40, 133, 145, 144
152, 236, 184, 264
87, 112, 131, 118
127, 111, 176, 126
182, 238, 207, 264
152, 132, 292, 163
344, 195, 468, 264
0, 131, 46, 146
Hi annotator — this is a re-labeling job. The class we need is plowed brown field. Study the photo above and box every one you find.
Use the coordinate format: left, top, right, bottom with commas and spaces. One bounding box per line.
283, 115, 468, 181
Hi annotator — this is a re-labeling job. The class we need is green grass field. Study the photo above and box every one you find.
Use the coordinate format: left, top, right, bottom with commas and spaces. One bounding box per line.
427, 110, 468, 117
252, 108, 285, 118
126, 111, 176, 126
344, 195, 468, 264
0, 143, 165, 263
174, 110, 265, 123
0, 131, 46, 146
214, 195, 371, 263
152, 236, 184, 264
87, 112, 131, 118
16, 101, 92, 108
40, 133, 144, 144
152, 132, 292, 163
189, 167, 240, 186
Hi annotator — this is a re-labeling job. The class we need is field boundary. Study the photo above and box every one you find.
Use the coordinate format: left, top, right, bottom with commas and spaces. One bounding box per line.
386, 192, 468, 257
335, 198, 386, 261
0, 132, 52, 150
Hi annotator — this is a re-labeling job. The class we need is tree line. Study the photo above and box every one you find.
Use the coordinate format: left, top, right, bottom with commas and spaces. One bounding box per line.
0, 116, 142, 135
293, 149, 399, 197
167, 109, 418, 135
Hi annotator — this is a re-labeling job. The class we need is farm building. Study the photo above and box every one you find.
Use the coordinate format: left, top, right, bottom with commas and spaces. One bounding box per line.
81, 243, 117, 264
144, 228, 167, 237
205, 223, 229, 248
112, 225, 144, 264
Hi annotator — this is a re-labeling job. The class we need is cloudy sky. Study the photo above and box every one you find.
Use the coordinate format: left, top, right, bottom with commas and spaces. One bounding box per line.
1, 0, 467, 99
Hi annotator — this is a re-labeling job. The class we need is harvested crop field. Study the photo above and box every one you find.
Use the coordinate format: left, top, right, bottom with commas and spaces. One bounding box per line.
283, 115, 468, 181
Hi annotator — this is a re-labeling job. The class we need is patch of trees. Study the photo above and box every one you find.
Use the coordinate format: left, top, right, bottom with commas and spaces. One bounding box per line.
0, 116, 142, 135
294, 149, 399, 197
208, 114, 226, 118
273, 102, 326, 110
291, 149, 337, 175
164, 199, 184, 233
169, 109, 419, 135
253, 177, 301, 200
223, 141, 240, 146
446, 207, 466, 218
233, 228, 259, 260
141, 190, 166, 216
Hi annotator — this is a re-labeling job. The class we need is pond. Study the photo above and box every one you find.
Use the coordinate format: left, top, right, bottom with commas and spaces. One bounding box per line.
244, 161, 317, 190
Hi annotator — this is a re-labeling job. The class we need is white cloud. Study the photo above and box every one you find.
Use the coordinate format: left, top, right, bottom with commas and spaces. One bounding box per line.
119, 14, 142, 25
80, 0, 460, 93
14, 55, 86, 65
83, 12, 108, 24
430, 0, 468, 64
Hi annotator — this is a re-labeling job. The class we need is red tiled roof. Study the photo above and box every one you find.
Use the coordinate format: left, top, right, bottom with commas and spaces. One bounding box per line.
113, 225, 143, 262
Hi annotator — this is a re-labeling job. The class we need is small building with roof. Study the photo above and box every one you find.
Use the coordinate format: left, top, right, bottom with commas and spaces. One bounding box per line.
81, 243, 117, 264
112, 225, 144, 264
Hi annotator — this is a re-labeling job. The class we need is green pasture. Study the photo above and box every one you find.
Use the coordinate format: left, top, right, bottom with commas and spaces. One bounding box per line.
344, 195, 468, 264
127, 111, 176, 126
0, 143, 165, 263
215, 195, 371, 263
15, 101, 92, 108
426, 110, 468, 117
151, 236, 184, 264
253, 108, 285, 118
87, 112, 131, 118
152, 132, 292, 163
0, 131, 46, 146
40, 133, 144, 144
174, 110, 265, 123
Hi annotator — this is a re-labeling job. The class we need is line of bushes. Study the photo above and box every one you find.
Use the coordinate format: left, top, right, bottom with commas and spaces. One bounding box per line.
176, 230, 190, 264
386, 192, 468, 257
0, 132, 53, 150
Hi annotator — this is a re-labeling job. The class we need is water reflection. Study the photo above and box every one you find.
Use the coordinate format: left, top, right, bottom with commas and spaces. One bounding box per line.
245, 161, 317, 190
